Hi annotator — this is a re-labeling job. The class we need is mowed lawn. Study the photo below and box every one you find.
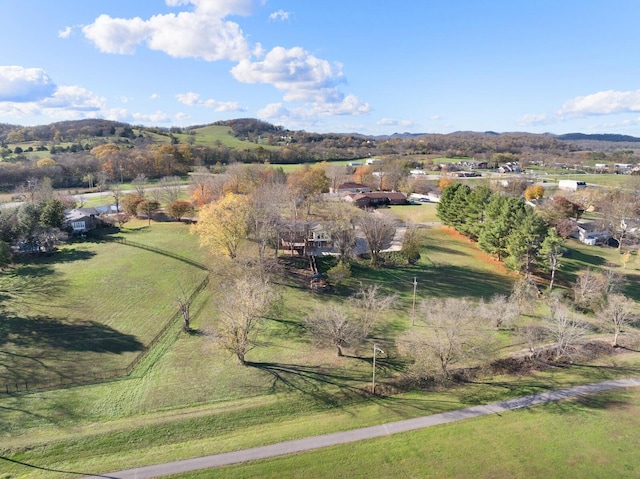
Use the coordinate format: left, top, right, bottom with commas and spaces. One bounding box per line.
0, 220, 208, 385
381, 202, 440, 224
175, 386, 640, 479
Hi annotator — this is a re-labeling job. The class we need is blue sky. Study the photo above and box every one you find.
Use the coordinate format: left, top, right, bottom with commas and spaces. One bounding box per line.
2, 0, 640, 136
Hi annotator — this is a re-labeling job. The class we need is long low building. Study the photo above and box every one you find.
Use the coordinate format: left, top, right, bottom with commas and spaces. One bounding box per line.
344, 191, 408, 208
558, 179, 587, 190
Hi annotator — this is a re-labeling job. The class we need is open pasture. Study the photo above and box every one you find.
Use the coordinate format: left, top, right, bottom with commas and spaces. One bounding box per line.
0, 221, 207, 387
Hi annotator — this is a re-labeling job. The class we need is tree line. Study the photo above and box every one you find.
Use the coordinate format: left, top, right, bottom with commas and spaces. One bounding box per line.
436, 183, 564, 278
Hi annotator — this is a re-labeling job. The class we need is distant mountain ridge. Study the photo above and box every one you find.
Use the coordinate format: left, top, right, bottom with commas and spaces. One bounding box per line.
554, 132, 640, 143
2, 118, 640, 144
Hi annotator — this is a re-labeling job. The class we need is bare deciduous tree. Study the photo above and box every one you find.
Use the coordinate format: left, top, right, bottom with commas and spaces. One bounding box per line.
519, 323, 547, 358
480, 294, 519, 329
159, 175, 183, 203
214, 274, 277, 364
598, 294, 636, 347
111, 184, 123, 213
176, 285, 191, 332
324, 163, 350, 193
248, 182, 286, 266
328, 202, 359, 260
573, 268, 602, 310
597, 189, 640, 251
400, 297, 497, 380
358, 213, 396, 265
600, 269, 624, 297
509, 276, 540, 316
304, 303, 365, 356
351, 284, 397, 337
544, 300, 587, 360
132, 173, 148, 197
573, 268, 623, 311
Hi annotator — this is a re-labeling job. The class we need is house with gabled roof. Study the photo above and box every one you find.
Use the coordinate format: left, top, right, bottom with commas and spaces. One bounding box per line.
63, 208, 101, 234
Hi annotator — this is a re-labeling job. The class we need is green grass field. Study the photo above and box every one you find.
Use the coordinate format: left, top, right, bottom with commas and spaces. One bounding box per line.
381, 202, 440, 224
2, 215, 640, 478
184, 125, 274, 150
173, 386, 640, 479
0, 221, 208, 385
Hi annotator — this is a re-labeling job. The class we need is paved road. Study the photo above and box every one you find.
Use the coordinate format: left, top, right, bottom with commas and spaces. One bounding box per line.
82, 378, 640, 479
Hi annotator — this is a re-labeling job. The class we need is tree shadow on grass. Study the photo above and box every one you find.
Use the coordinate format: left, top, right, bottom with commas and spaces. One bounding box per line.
418, 265, 513, 298
556, 247, 608, 285
426, 244, 472, 257
0, 266, 66, 309
622, 273, 640, 301
0, 313, 144, 353
246, 361, 368, 406
265, 316, 306, 335
15, 248, 96, 266
348, 262, 513, 299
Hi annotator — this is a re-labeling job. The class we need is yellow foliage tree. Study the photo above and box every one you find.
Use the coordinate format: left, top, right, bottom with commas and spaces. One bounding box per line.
438, 178, 453, 190
36, 158, 57, 167
191, 193, 250, 259
524, 185, 544, 201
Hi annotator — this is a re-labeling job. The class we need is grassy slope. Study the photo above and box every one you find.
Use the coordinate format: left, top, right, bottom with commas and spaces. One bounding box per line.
2, 218, 640, 477
0, 221, 207, 384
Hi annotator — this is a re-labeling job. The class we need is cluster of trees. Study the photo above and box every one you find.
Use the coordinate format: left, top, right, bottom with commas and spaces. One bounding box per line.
208, 271, 397, 365
437, 183, 565, 277
116, 175, 193, 225
399, 271, 636, 382
0, 178, 72, 264
189, 160, 408, 271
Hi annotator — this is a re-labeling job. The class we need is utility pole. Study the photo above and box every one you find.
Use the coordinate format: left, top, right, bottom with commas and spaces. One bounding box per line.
411, 277, 417, 326
372, 344, 384, 395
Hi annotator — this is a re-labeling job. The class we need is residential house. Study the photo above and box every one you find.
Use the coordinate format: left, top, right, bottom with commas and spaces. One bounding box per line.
64, 208, 101, 234
572, 221, 609, 246
345, 192, 408, 208
332, 182, 372, 194
279, 220, 333, 255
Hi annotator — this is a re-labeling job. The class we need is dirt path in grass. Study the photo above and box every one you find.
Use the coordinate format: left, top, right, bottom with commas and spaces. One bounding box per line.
82, 377, 640, 479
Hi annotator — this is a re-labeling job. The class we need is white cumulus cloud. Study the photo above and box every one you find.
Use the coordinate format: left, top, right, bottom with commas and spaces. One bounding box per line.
516, 113, 552, 126
558, 89, 640, 117
176, 91, 246, 112
231, 46, 345, 102
259, 94, 370, 124
165, 0, 258, 17
269, 10, 290, 22
82, 5, 251, 61
0, 66, 111, 122
41, 85, 105, 111
0, 66, 56, 102
83, 15, 151, 55
377, 118, 414, 127
58, 26, 73, 39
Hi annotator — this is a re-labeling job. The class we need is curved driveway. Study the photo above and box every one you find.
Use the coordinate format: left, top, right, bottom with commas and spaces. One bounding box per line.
84, 378, 640, 479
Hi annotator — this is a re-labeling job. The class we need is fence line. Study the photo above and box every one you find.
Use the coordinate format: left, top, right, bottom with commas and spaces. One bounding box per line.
108, 237, 209, 270
1, 244, 210, 396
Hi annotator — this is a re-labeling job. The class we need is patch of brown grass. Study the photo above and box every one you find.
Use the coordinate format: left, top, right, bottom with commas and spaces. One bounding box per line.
438, 226, 516, 277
